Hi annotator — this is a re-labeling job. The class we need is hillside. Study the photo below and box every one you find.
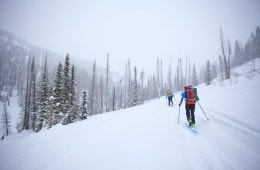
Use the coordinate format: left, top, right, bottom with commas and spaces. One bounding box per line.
0, 60, 260, 170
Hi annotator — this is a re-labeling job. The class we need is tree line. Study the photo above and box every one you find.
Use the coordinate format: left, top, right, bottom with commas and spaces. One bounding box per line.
1, 26, 259, 135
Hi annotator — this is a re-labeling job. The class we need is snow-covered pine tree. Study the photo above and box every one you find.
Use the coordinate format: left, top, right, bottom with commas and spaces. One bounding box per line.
48, 96, 54, 128
30, 57, 38, 131
53, 62, 63, 125
35, 54, 49, 132
69, 65, 79, 122
80, 90, 89, 120
62, 64, 79, 125
140, 71, 145, 104
62, 54, 71, 114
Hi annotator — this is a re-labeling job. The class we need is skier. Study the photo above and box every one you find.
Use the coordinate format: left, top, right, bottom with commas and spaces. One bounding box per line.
179, 85, 199, 126
166, 90, 174, 106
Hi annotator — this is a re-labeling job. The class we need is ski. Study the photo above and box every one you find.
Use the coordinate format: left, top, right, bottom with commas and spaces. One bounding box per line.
186, 124, 198, 134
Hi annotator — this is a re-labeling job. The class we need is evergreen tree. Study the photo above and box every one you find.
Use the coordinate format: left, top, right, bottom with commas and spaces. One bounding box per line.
80, 90, 89, 120
35, 54, 49, 132
30, 57, 37, 131
69, 65, 79, 122
140, 71, 145, 104
53, 62, 63, 125
253, 26, 260, 58
62, 54, 71, 114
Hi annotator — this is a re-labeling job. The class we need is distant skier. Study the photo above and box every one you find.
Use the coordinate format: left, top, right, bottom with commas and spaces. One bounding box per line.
179, 85, 199, 126
166, 90, 174, 106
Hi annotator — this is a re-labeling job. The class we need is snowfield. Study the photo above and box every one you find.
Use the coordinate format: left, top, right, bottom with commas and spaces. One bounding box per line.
1, 65, 260, 170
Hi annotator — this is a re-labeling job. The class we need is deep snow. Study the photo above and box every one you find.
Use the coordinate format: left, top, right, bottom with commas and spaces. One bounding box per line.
1, 61, 260, 170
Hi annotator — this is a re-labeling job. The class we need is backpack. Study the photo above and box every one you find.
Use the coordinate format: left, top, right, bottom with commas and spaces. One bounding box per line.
184, 85, 196, 105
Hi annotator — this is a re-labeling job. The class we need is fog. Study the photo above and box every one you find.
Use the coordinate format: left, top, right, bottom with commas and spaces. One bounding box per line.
0, 0, 259, 73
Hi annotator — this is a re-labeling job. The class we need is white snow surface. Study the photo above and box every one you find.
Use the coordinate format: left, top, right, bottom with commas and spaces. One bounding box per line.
1, 66, 260, 170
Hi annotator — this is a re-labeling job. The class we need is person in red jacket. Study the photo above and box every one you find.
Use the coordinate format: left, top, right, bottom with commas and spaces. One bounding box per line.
179, 85, 199, 126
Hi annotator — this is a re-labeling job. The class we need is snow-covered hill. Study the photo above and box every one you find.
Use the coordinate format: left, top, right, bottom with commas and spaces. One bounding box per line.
1, 61, 260, 170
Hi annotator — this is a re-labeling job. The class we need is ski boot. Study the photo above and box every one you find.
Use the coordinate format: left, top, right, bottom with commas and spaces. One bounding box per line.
188, 119, 193, 126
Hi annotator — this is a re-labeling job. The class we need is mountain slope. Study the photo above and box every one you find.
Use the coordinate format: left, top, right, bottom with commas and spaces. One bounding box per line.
1, 66, 260, 170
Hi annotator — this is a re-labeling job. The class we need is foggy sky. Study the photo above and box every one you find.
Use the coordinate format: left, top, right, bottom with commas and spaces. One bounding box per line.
0, 0, 259, 74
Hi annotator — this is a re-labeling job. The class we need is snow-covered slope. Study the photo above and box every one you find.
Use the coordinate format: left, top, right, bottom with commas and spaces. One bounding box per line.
1, 65, 260, 170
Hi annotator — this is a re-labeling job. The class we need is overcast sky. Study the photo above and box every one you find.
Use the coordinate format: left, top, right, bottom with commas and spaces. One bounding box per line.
0, 0, 259, 74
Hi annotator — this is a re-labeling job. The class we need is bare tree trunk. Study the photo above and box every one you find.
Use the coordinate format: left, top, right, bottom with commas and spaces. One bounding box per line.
227, 38, 232, 81
23, 56, 31, 130
48, 97, 54, 128
219, 27, 229, 80
3, 98, 10, 136
91, 61, 96, 115
100, 77, 103, 113
112, 86, 115, 111
106, 53, 110, 112
124, 62, 127, 109
219, 55, 224, 82
160, 59, 163, 95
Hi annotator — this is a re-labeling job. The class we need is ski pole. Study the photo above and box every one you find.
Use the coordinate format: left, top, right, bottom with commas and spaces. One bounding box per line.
197, 101, 210, 121
178, 105, 180, 124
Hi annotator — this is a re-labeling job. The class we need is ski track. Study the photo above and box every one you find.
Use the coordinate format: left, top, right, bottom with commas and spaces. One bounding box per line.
203, 105, 260, 136
1, 84, 260, 170
195, 111, 260, 170
164, 104, 238, 169
170, 100, 260, 170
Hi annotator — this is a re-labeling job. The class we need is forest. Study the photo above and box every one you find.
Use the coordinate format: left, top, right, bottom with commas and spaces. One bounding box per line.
0, 26, 259, 134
